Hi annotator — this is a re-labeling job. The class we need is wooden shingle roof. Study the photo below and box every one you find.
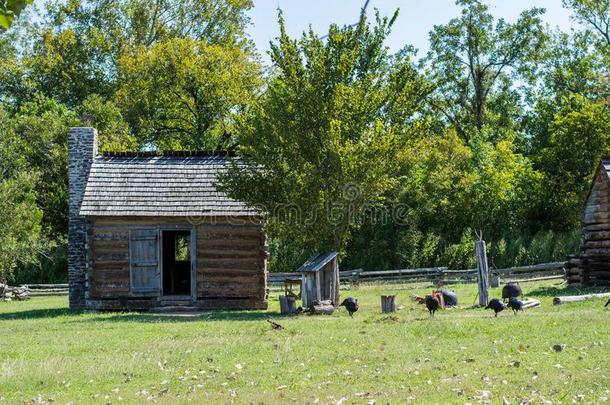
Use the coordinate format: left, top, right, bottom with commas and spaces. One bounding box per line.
79, 153, 256, 217
296, 252, 339, 273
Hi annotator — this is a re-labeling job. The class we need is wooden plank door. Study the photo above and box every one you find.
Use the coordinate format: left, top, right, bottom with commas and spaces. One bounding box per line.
129, 229, 160, 295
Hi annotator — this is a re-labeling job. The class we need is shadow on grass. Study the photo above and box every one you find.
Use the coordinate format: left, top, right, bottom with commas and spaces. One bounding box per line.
0, 303, 296, 323
0, 307, 80, 320
72, 310, 279, 323
526, 285, 610, 298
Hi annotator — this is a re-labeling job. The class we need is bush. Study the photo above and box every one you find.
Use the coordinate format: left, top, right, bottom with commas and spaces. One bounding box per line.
268, 238, 311, 273
344, 225, 579, 271
488, 229, 580, 268
11, 240, 67, 284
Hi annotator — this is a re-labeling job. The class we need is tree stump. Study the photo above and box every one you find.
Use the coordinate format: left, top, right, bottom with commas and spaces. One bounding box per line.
490, 274, 500, 288
279, 295, 296, 314
381, 295, 396, 313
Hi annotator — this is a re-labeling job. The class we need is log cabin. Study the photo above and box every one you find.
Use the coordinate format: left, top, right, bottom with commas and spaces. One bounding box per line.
68, 127, 268, 310
566, 159, 610, 287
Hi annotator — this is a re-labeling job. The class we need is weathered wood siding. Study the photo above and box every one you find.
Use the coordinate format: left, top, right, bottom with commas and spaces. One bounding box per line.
87, 216, 268, 309
89, 224, 131, 298
583, 167, 610, 227
300, 257, 340, 307
196, 222, 268, 304
568, 162, 610, 287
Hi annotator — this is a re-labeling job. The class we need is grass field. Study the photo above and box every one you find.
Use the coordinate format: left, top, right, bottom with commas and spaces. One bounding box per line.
1, 281, 609, 404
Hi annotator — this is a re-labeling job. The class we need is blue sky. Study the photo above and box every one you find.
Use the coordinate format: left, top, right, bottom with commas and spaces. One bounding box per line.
248, 0, 579, 65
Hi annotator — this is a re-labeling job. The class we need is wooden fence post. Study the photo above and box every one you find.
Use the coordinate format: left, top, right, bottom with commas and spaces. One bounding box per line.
475, 240, 489, 307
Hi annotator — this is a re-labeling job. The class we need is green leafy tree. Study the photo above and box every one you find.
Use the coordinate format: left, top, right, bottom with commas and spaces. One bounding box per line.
426, 0, 547, 140
11, 95, 79, 237
0, 0, 32, 30
0, 107, 42, 282
25, 22, 117, 107
22, 0, 255, 107
400, 127, 537, 241
526, 32, 607, 154
221, 11, 428, 253
534, 95, 610, 230
76, 95, 138, 151
526, 30, 609, 231
115, 38, 261, 150
115, 0, 254, 46
563, 0, 610, 48
0, 172, 42, 282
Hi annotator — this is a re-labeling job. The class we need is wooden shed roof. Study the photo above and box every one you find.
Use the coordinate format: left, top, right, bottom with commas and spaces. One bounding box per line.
297, 252, 339, 273
79, 153, 256, 217
583, 159, 610, 208
597, 158, 610, 179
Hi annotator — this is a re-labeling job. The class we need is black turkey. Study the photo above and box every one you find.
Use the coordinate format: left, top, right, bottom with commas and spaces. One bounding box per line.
339, 297, 359, 317
425, 295, 440, 318
502, 283, 522, 300
507, 297, 524, 314
485, 298, 507, 317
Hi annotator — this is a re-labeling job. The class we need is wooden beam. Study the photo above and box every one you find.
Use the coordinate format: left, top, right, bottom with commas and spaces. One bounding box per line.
475, 240, 489, 307
553, 292, 610, 305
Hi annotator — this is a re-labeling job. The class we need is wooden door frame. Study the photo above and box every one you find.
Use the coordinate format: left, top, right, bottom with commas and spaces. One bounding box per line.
158, 225, 197, 302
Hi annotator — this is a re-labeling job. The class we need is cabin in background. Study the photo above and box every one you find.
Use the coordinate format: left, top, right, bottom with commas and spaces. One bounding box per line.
566, 159, 610, 287
68, 127, 268, 311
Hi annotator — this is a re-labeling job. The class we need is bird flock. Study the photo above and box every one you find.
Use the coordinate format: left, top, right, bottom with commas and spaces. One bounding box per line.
338, 282, 610, 319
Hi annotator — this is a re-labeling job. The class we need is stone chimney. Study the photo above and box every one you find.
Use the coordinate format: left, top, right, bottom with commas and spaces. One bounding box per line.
68, 127, 98, 309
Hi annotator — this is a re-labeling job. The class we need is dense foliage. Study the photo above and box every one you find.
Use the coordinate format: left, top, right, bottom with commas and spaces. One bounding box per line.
220, 11, 427, 253
0, 0, 31, 30
0, 0, 608, 280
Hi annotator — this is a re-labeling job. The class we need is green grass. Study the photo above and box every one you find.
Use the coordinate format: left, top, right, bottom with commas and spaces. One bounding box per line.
1, 281, 609, 404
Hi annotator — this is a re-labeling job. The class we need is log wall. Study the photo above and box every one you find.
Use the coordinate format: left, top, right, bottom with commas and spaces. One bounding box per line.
196, 221, 268, 308
86, 216, 268, 310
567, 163, 610, 287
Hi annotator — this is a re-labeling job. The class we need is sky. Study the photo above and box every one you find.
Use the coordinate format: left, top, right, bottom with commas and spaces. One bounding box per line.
247, 0, 579, 65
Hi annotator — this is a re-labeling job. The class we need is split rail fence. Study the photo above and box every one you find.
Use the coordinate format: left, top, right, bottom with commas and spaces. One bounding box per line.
17, 284, 69, 297
7, 262, 566, 296
268, 261, 566, 286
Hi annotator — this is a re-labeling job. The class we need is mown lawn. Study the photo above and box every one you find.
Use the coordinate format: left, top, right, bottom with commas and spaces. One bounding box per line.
1, 280, 609, 404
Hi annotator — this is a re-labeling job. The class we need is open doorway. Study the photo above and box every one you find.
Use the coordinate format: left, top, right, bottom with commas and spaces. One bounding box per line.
162, 230, 192, 297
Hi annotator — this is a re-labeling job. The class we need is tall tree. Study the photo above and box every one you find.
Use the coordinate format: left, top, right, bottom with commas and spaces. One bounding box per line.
22, 0, 256, 108
426, 0, 547, 140
526, 30, 609, 231
115, 38, 261, 150
563, 0, 610, 47
11, 95, 78, 237
220, 11, 428, 253
0, 107, 42, 282
534, 95, 610, 230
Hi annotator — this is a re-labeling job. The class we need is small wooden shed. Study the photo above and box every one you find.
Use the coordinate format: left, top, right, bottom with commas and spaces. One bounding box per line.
297, 252, 340, 307
565, 159, 610, 286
